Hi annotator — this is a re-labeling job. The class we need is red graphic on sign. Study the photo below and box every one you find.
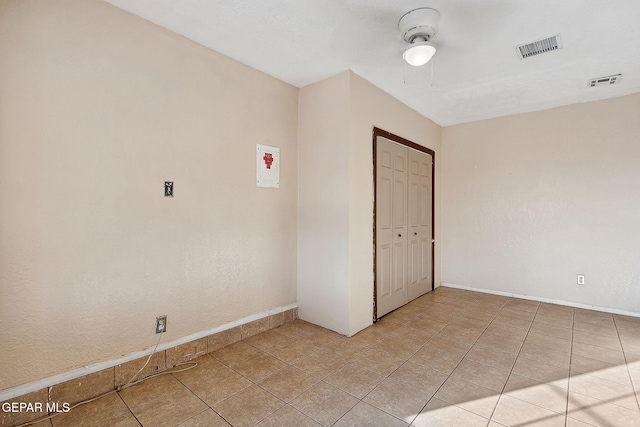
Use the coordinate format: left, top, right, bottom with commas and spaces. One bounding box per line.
263, 153, 274, 169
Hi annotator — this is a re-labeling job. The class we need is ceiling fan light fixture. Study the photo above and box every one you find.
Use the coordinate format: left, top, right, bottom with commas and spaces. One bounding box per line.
403, 40, 437, 66
399, 7, 440, 67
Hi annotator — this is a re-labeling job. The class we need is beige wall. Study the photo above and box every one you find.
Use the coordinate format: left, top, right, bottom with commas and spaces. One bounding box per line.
349, 73, 442, 334
442, 93, 640, 313
298, 71, 441, 336
297, 72, 351, 334
0, 0, 298, 390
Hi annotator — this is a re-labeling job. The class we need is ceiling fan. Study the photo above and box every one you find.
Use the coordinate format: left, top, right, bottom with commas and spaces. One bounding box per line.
399, 7, 441, 67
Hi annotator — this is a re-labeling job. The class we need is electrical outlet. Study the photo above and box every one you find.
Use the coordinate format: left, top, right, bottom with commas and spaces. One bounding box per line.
156, 315, 167, 333
577, 274, 585, 285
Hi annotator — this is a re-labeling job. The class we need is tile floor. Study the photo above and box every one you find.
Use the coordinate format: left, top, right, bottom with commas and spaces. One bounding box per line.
32, 287, 640, 426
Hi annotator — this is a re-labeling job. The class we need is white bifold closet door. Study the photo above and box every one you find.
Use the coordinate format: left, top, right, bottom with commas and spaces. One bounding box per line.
376, 136, 432, 318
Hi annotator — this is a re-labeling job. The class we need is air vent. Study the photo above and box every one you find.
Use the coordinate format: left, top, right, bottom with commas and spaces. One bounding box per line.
515, 34, 562, 59
588, 74, 622, 87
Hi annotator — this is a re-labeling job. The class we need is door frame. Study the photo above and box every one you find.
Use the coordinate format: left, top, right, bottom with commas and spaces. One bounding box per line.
373, 127, 435, 321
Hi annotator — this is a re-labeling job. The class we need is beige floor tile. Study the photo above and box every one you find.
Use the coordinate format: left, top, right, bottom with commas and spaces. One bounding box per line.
436, 296, 474, 309
51, 393, 135, 427
0, 388, 50, 427
458, 308, 498, 323
351, 348, 405, 376
537, 303, 574, 317
492, 395, 565, 427
573, 321, 617, 337
436, 324, 483, 343
290, 382, 359, 426
524, 332, 572, 353
408, 346, 462, 375
324, 363, 384, 398
425, 335, 474, 357
519, 341, 571, 369
570, 355, 633, 387
166, 338, 208, 367
573, 329, 622, 351
213, 385, 284, 427
492, 313, 533, 330
255, 405, 321, 427
412, 397, 489, 427
266, 340, 315, 363
568, 391, 640, 426
33, 289, 640, 426
434, 377, 500, 418
364, 378, 433, 422
570, 374, 639, 411
293, 350, 348, 379
274, 321, 313, 339
383, 309, 418, 324
484, 324, 528, 342
120, 375, 208, 427
499, 308, 537, 322
258, 366, 318, 402
529, 322, 573, 341
503, 299, 539, 313
369, 318, 404, 335
303, 327, 342, 345
118, 374, 181, 409
406, 316, 447, 334
534, 313, 574, 329
449, 315, 492, 330
50, 368, 114, 407
376, 336, 421, 360
572, 342, 626, 365
171, 354, 225, 384
347, 327, 388, 347
629, 367, 640, 389
390, 325, 436, 346
476, 332, 524, 355
389, 362, 448, 395
334, 401, 409, 427
115, 352, 166, 387
321, 338, 369, 361
180, 365, 252, 406
565, 417, 597, 426
621, 339, 640, 356
468, 303, 504, 316
569, 354, 616, 375
511, 357, 570, 389
229, 352, 286, 382
503, 373, 545, 393
176, 409, 231, 426
450, 359, 511, 392
243, 329, 294, 350
13, 418, 53, 427
212, 341, 261, 365
208, 327, 242, 353
465, 345, 517, 371
505, 378, 568, 414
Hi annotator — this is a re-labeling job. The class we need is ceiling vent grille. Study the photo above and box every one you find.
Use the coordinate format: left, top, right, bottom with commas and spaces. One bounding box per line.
515, 34, 562, 59
588, 74, 622, 87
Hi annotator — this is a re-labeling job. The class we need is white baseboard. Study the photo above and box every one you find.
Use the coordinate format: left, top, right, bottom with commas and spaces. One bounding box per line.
0, 303, 297, 402
441, 282, 640, 318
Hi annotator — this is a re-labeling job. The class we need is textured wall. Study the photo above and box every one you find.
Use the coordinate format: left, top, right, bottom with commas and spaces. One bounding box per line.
297, 72, 351, 335
442, 93, 640, 313
297, 71, 442, 336
349, 73, 442, 334
0, 0, 298, 390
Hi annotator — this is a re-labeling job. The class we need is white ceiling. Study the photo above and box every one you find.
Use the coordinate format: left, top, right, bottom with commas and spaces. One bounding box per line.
104, 0, 640, 126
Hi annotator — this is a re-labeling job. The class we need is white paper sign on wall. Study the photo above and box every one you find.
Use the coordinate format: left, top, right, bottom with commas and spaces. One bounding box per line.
256, 144, 280, 188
